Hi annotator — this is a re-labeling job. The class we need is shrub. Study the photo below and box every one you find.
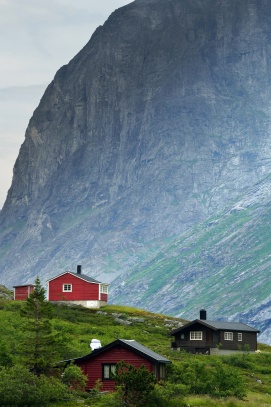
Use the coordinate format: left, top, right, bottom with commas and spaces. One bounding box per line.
0, 365, 69, 406
167, 357, 246, 399
61, 363, 87, 391
113, 361, 157, 407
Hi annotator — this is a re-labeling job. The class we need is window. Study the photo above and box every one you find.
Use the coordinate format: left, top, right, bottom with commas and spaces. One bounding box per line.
103, 364, 116, 379
238, 333, 242, 341
224, 332, 233, 341
100, 285, 108, 294
159, 364, 166, 380
63, 284, 72, 292
190, 331, 202, 340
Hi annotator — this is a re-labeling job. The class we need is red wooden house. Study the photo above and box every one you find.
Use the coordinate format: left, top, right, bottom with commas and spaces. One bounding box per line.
62, 339, 171, 391
47, 265, 109, 308
13, 284, 34, 301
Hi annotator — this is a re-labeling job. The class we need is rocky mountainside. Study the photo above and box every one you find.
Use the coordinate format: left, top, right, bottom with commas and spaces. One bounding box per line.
1, 0, 271, 342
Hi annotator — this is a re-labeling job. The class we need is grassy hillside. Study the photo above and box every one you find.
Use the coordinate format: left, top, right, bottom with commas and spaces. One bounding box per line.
1, 294, 271, 406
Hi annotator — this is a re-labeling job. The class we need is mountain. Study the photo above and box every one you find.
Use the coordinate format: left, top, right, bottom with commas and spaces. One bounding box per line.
1, 0, 271, 343
0, 85, 47, 207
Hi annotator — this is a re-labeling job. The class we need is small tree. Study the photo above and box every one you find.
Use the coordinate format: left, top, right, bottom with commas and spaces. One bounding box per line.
19, 277, 57, 375
113, 361, 156, 407
61, 363, 87, 392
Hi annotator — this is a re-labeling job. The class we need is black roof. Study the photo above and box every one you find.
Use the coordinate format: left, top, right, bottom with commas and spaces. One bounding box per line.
61, 339, 171, 365
171, 319, 260, 335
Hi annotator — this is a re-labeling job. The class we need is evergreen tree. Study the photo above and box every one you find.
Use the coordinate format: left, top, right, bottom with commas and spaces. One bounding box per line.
19, 277, 57, 375
113, 361, 156, 407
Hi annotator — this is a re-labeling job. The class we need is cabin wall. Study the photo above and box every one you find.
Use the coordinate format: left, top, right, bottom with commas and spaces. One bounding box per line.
76, 346, 154, 391
100, 293, 108, 302
219, 331, 258, 351
172, 325, 258, 353
14, 286, 34, 300
48, 273, 99, 301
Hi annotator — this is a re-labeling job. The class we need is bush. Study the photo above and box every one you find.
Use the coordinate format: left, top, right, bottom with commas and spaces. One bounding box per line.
113, 362, 157, 407
0, 365, 69, 406
61, 363, 87, 391
167, 358, 246, 399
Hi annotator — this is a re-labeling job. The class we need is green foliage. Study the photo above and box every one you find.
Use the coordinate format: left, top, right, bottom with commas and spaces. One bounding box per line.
19, 277, 59, 375
0, 339, 13, 367
222, 353, 252, 369
61, 363, 87, 391
0, 299, 271, 406
0, 365, 69, 406
167, 357, 246, 398
147, 383, 187, 407
113, 361, 157, 406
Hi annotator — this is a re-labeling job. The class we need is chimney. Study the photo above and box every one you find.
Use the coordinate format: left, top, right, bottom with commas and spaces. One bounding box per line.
200, 309, 207, 320
77, 265, 82, 274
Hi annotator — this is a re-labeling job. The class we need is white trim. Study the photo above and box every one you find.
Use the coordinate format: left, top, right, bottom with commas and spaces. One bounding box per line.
100, 285, 109, 294
224, 332, 233, 341
238, 333, 242, 341
63, 284, 72, 292
190, 331, 203, 340
47, 271, 101, 284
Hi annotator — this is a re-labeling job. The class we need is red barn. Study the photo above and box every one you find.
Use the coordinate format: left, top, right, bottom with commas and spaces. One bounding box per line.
63, 339, 171, 391
13, 284, 34, 301
47, 266, 109, 308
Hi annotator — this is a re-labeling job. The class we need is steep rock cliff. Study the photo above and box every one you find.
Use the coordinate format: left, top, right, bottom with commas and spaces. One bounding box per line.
1, 0, 271, 340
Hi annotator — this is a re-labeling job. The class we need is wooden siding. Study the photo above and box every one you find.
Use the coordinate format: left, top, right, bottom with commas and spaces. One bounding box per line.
218, 330, 257, 351
173, 322, 217, 350
14, 285, 34, 301
172, 324, 258, 352
76, 346, 155, 391
48, 273, 99, 301
100, 293, 108, 302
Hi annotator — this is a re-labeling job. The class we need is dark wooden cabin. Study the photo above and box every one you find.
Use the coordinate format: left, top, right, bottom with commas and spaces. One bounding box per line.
171, 309, 260, 354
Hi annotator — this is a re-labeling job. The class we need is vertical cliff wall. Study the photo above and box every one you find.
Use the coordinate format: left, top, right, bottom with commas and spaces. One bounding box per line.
0, 0, 271, 341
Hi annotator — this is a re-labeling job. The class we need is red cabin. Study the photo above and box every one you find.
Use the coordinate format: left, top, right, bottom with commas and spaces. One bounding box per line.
13, 284, 34, 301
63, 339, 171, 391
47, 265, 109, 308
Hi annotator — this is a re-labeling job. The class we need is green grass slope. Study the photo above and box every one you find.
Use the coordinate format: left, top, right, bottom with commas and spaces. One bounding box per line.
1, 298, 271, 406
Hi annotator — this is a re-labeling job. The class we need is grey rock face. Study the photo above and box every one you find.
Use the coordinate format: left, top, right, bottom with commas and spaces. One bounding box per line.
1, 0, 271, 340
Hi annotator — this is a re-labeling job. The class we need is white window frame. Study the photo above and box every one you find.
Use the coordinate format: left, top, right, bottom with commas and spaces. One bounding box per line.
224, 332, 233, 341
63, 284, 72, 292
238, 333, 242, 341
100, 285, 108, 294
190, 331, 203, 340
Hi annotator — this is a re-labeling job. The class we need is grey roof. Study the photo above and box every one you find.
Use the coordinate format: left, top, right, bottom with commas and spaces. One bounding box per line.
201, 320, 260, 332
171, 319, 260, 334
119, 339, 171, 363
62, 339, 171, 365
69, 272, 102, 284
47, 271, 107, 285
